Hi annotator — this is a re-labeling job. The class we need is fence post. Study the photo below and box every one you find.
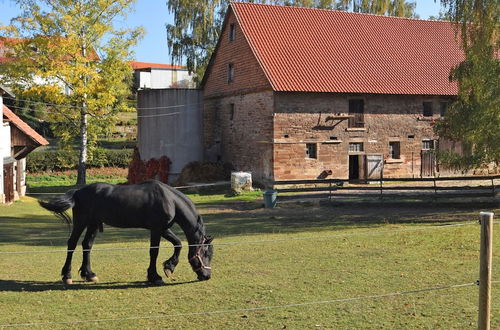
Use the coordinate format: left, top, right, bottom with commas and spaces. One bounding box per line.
478, 212, 494, 330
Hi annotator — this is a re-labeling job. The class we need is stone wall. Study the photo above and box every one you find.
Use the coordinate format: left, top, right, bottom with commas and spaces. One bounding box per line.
204, 90, 274, 183
273, 92, 454, 180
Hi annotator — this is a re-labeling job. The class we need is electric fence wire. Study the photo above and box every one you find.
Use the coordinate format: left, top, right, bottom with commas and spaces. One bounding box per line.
1, 221, 498, 255
0, 282, 486, 328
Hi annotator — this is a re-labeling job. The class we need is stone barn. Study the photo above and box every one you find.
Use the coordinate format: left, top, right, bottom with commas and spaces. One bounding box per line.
201, 2, 465, 184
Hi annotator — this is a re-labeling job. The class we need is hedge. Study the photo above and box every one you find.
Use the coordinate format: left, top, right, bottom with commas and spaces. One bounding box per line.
27, 148, 133, 172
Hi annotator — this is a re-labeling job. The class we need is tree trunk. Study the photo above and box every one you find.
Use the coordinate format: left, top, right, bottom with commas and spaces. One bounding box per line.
76, 109, 88, 184
77, 38, 88, 185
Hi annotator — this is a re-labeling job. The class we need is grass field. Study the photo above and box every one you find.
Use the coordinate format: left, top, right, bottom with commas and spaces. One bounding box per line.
1, 187, 499, 328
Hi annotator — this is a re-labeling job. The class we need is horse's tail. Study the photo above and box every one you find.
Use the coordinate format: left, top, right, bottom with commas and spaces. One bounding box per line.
38, 189, 77, 226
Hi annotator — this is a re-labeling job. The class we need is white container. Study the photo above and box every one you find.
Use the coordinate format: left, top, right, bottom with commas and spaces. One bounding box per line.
231, 171, 252, 192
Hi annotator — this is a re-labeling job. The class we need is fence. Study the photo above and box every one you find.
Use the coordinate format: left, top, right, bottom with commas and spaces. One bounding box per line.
0, 213, 497, 328
273, 175, 500, 202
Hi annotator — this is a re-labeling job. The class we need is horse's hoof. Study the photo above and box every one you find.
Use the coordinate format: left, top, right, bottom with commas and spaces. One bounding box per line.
164, 269, 172, 278
149, 279, 165, 286
85, 276, 99, 283
63, 278, 72, 285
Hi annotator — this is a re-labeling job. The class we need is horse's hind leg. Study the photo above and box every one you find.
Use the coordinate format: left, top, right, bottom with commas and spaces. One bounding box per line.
79, 224, 99, 282
161, 229, 182, 277
61, 222, 85, 284
147, 230, 164, 285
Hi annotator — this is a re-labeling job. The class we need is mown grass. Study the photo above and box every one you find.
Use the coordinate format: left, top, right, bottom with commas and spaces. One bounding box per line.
1, 189, 499, 329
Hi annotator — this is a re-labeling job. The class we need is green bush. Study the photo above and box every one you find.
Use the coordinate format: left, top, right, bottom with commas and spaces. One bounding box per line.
27, 148, 133, 172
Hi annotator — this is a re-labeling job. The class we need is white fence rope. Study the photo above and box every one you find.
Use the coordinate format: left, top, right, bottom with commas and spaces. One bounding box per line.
0, 282, 481, 328
0, 221, 487, 255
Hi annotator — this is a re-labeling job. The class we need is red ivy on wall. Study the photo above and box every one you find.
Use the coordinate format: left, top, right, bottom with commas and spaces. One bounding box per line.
127, 147, 171, 184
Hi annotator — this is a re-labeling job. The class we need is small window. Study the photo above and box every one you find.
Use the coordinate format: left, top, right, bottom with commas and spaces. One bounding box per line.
229, 103, 235, 121
306, 143, 317, 159
440, 101, 448, 116
423, 102, 433, 117
389, 141, 400, 159
422, 139, 435, 150
229, 23, 236, 41
348, 99, 364, 128
349, 142, 363, 152
228, 63, 234, 83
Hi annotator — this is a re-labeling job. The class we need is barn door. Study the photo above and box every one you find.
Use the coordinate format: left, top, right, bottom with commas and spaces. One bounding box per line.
3, 163, 14, 203
421, 150, 435, 177
366, 154, 384, 180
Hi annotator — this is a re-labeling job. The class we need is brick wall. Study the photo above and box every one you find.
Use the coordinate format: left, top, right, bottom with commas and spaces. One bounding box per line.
202, 8, 271, 98
204, 91, 274, 182
273, 92, 453, 180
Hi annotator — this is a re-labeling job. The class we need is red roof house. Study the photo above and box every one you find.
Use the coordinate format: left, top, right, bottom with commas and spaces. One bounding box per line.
201, 2, 466, 182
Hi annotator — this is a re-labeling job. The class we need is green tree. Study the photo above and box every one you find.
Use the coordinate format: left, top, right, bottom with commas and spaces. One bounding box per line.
0, 0, 143, 184
166, 0, 416, 85
434, 0, 499, 169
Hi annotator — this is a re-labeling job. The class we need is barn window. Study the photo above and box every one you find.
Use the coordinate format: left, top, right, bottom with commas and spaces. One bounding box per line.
389, 141, 400, 159
349, 142, 363, 152
228, 63, 234, 83
423, 102, 433, 117
422, 139, 435, 150
440, 101, 448, 116
229, 23, 236, 41
229, 103, 235, 121
306, 143, 317, 159
348, 99, 364, 128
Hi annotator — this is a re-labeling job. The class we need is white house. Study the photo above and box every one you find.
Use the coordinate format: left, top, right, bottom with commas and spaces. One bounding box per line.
1, 88, 49, 204
131, 61, 194, 89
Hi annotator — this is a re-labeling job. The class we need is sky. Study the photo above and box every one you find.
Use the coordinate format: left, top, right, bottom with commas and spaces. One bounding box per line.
0, 0, 443, 65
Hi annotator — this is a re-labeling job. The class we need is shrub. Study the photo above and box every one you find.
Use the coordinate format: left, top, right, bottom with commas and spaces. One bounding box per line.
27, 148, 133, 172
126, 147, 171, 184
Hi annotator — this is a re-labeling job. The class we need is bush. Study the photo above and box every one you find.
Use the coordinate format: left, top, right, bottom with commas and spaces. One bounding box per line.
27, 148, 133, 172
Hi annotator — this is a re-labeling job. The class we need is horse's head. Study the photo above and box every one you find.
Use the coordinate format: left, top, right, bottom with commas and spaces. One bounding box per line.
189, 236, 214, 281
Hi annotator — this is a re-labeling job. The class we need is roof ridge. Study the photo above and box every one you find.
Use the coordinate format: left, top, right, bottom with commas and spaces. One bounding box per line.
231, 1, 454, 24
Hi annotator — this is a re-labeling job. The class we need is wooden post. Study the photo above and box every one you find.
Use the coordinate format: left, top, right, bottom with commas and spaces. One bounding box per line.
478, 212, 494, 330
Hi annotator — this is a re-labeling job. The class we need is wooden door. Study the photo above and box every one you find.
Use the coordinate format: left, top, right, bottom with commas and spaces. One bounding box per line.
3, 163, 14, 203
366, 154, 384, 180
421, 150, 435, 177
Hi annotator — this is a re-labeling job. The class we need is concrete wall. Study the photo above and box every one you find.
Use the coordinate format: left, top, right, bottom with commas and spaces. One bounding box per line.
137, 89, 203, 183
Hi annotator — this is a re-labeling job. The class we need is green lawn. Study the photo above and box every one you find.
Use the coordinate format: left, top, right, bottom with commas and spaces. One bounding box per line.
0, 191, 499, 328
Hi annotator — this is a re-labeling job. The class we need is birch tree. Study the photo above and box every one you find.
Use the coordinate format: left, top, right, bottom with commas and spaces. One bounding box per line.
0, 0, 143, 184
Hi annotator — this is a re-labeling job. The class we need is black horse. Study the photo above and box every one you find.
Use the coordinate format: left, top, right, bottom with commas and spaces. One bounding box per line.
38, 180, 213, 285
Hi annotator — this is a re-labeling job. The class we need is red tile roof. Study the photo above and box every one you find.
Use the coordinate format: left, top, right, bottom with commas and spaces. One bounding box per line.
131, 61, 185, 70
231, 2, 464, 95
3, 105, 49, 146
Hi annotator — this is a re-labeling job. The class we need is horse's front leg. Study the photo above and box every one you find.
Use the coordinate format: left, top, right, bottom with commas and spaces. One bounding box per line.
61, 223, 85, 284
147, 230, 164, 285
161, 229, 182, 277
79, 224, 99, 282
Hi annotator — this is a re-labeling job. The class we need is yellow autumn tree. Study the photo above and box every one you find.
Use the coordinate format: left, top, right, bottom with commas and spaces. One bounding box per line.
0, 0, 143, 184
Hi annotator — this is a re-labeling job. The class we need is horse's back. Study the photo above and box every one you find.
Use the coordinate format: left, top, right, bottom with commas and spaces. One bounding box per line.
72, 180, 197, 229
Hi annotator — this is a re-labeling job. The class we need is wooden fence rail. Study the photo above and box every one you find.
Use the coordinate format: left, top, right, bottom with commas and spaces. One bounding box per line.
272, 175, 500, 202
